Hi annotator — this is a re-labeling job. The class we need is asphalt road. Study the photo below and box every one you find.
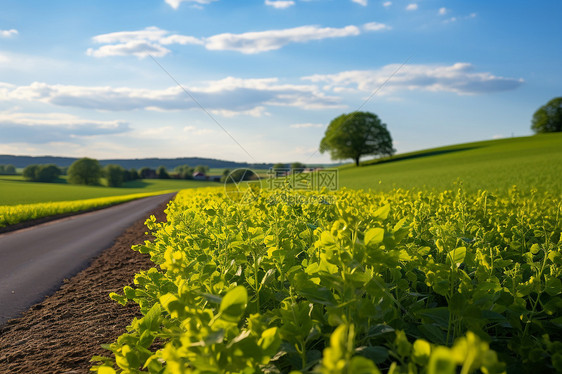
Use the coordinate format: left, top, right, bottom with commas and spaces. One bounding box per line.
0, 193, 175, 325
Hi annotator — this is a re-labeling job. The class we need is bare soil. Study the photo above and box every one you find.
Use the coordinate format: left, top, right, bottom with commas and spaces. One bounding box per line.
0, 200, 169, 374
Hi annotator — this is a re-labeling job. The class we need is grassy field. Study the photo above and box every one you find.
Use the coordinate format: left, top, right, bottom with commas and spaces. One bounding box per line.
337, 133, 562, 194
0, 177, 217, 205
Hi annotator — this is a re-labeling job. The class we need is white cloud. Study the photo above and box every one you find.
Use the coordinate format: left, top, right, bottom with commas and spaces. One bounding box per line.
265, 0, 295, 9
438, 7, 447, 15
0, 77, 343, 113
363, 22, 391, 32
406, 3, 418, 11
87, 41, 171, 58
91, 27, 169, 44
492, 134, 504, 139
352, 0, 368, 6
165, 0, 217, 10
87, 27, 202, 58
204, 25, 361, 54
211, 106, 270, 118
382, 1, 392, 7
290, 123, 324, 128
87, 24, 369, 57
0, 29, 18, 38
303, 62, 524, 95
0, 111, 130, 143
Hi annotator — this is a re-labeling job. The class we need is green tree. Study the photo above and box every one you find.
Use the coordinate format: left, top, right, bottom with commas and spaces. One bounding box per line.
320, 111, 395, 166
35, 164, 61, 182
532, 97, 562, 133
272, 163, 287, 172
129, 168, 140, 180
5, 165, 16, 175
194, 165, 209, 174
290, 162, 306, 173
23, 165, 39, 181
22, 164, 61, 182
104, 164, 125, 187
157, 166, 170, 179
0, 164, 16, 175
139, 167, 155, 179
224, 169, 257, 183
68, 157, 102, 185
175, 165, 194, 179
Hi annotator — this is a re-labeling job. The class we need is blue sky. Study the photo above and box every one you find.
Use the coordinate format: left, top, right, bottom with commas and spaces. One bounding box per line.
0, 0, 560, 163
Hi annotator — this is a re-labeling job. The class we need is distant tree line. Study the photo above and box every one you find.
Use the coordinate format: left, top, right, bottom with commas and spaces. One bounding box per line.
20, 157, 317, 187
0, 164, 16, 175
23, 164, 62, 182
20, 157, 217, 187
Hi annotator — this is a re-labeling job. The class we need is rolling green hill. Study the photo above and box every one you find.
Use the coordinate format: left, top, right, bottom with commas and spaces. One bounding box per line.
337, 133, 562, 194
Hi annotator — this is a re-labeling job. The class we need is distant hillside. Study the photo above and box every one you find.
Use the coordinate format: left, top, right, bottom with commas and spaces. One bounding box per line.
337, 133, 562, 194
0, 155, 274, 171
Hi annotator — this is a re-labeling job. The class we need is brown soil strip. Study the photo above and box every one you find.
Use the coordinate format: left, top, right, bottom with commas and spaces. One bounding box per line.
0, 200, 169, 373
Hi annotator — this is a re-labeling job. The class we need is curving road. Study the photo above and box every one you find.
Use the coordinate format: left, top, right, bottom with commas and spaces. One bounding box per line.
0, 193, 175, 325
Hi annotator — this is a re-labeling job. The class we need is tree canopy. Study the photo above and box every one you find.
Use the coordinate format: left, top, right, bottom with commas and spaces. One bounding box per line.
532, 97, 562, 133
68, 157, 102, 185
23, 164, 61, 182
104, 164, 125, 187
320, 111, 395, 166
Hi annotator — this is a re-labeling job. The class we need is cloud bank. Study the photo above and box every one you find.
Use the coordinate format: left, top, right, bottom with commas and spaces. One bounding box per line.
303, 63, 524, 95
87, 23, 389, 57
0, 77, 343, 114
0, 112, 130, 143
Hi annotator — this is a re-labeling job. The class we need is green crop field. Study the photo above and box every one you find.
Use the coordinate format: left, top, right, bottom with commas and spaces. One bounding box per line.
337, 133, 562, 195
0, 177, 217, 206
94, 184, 562, 373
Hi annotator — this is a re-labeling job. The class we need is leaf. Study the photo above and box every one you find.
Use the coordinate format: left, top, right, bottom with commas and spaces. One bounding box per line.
418, 324, 446, 345
260, 268, 276, 288
109, 292, 127, 306
349, 356, 381, 374
418, 307, 450, 329
412, 339, 431, 366
219, 286, 248, 323
447, 247, 466, 266
530, 243, 541, 254
141, 303, 161, 331
259, 327, 281, 355
159, 293, 184, 319
545, 276, 562, 296
355, 346, 389, 364
373, 204, 390, 221
428, 346, 456, 374
297, 286, 336, 306
98, 367, 117, 374
365, 228, 384, 245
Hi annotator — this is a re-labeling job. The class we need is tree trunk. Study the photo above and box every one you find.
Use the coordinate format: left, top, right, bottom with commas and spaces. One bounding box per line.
354, 157, 360, 167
